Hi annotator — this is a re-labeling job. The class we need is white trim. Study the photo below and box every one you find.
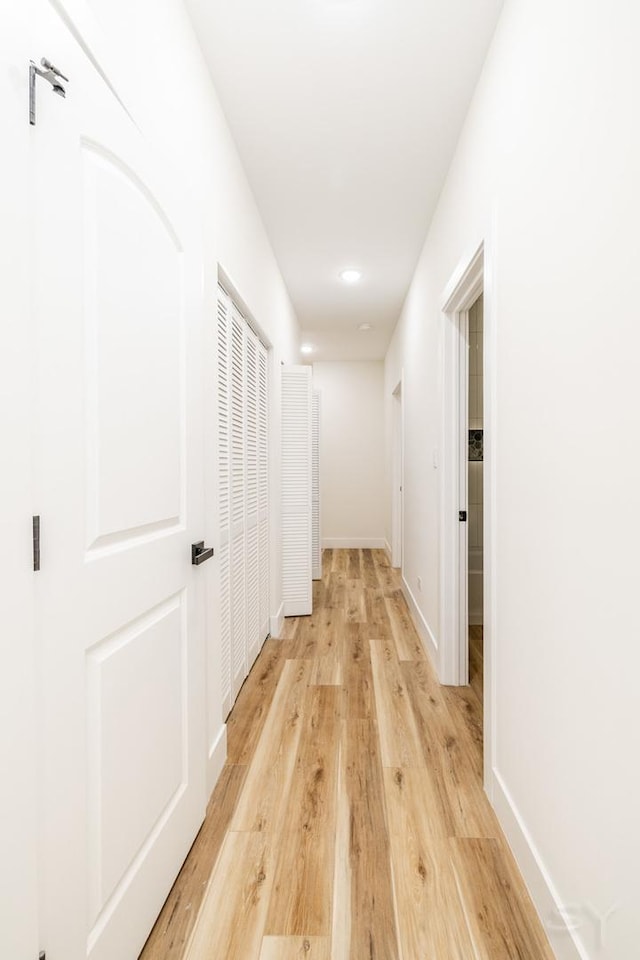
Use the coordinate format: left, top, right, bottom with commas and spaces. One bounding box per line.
48, 0, 139, 125
440, 241, 483, 688
321, 538, 386, 549
491, 770, 586, 960
383, 539, 392, 563
440, 231, 497, 796
401, 576, 438, 663
217, 266, 272, 349
206, 724, 227, 796
269, 602, 284, 639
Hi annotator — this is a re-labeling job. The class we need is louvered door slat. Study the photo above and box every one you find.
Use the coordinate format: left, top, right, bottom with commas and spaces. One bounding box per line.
312, 391, 321, 580
245, 329, 260, 667
230, 308, 246, 694
216, 286, 232, 713
258, 342, 270, 641
281, 366, 312, 616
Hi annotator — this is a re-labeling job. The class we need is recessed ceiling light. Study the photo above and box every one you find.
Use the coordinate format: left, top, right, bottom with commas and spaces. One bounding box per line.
358, 322, 373, 331
300, 343, 315, 355
340, 268, 362, 284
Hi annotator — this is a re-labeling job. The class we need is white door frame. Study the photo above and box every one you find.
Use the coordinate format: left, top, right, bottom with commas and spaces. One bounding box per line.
391, 376, 404, 569
440, 237, 496, 792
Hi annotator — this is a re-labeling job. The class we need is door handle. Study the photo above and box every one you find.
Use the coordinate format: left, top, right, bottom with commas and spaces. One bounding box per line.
191, 541, 214, 565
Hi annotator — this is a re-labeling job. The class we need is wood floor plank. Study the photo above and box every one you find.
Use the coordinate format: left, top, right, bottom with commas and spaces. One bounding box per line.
333, 549, 347, 573
325, 571, 347, 610
139, 764, 247, 960
343, 624, 374, 720
442, 682, 484, 777
385, 589, 426, 661
259, 937, 329, 959
331, 737, 351, 960
265, 686, 342, 936
283, 617, 320, 660
309, 610, 344, 685
231, 660, 311, 833
363, 585, 391, 631
227, 639, 286, 764
183, 831, 274, 960
347, 547, 361, 579
279, 616, 301, 640
402, 660, 498, 838
370, 639, 425, 768
371, 550, 397, 594
345, 578, 366, 623
382, 766, 481, 957
340, 719, 400, 959
361, 548, 379, 588
450, 838, 556, 960
383, 765, 444, 841
387, 827, 477, 959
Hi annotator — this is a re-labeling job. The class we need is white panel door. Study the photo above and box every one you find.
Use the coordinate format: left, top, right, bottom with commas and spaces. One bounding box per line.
312, 391, 322, 581
230, 307, 247, 696
245, 328, 260, 667
281, 366, 313, 617
258, 342, 270, 641
216, 287, 233, 718
33, 8, 206, 960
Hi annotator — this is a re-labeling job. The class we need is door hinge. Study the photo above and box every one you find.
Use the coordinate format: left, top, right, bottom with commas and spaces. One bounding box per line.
32, 515, 41, 571
458, 510, 467, 522
29, 57, 69, 125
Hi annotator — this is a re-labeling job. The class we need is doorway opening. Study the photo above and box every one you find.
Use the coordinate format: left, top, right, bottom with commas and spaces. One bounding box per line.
467, 294, 484, 707
440, 239, 494, 788
391, 378, 403, 569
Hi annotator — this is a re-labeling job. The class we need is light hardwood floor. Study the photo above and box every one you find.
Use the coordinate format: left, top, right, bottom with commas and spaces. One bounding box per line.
139, 549, 553, 960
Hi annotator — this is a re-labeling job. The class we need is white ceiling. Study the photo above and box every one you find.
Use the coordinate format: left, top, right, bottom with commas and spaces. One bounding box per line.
185, 0, 505, 360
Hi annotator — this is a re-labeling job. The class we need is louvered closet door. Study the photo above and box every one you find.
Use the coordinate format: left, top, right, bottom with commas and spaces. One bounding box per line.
230, 307, 247, 697
258, 343, 270, 641
217, 287, 232, 717
245, 329, 260, 668
282, 366, 313, 616
312, 392, 322, 580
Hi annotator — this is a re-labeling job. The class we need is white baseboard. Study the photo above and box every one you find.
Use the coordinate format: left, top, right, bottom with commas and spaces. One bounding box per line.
401, 576, 438, 663
383, 539, 392, 563
469, 611, 483, 625
321, 538, 386, 549
491, 769, 586, 960
269, 602, 284, 639
206, 724, 227, 797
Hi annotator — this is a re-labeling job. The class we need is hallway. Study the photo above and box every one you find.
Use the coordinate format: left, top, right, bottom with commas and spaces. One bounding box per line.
141, 549, 552, 960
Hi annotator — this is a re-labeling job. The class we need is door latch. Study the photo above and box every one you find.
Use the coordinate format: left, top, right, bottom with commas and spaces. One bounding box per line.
458, 510, 467, 522
32, 515, 41, 571
29, 57, 69, 125
191, 541, 214, 565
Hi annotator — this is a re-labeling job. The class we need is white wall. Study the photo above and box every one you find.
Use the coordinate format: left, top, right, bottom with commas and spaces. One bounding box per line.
312, 361, 385, 549
385, 1, 640, 956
